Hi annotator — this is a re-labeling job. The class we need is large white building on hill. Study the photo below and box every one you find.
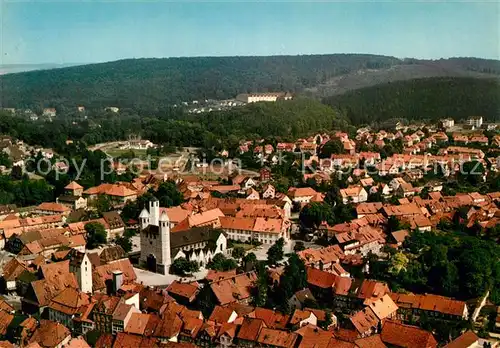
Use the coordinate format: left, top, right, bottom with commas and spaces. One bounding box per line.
139, 198, 227, 274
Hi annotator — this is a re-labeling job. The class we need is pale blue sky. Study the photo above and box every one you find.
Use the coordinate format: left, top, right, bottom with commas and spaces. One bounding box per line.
1, 1, 499, 65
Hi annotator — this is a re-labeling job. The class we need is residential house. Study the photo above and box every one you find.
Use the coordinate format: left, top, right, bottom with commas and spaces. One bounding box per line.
440, 118, 455, 128
467, 116, 483, 128
389, 293, 468, 322
42, 108, 57, 117
289, 309, 317, 328
28, 320, 71, 348
56, 195, 87, 210
262, 184, 276, 199
340, 186, 368, 204
381, 321, 438, 348
102, 211, 126, 240
288, 289, 317, 310
207, 272, 257, 308
287, 187, 323, 204
47, 288, 91, 330
236, 318, 265, 347
256, 328, 299, 348
220, 216, 290, 245
33, 203, 71, 216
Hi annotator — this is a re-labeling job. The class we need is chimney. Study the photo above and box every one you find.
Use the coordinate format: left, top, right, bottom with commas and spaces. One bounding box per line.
112, 270, 123, 293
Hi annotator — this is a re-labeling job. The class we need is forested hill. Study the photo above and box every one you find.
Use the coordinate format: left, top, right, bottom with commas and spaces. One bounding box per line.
323, 77, 500, 126
2, 54, 499, 111
0, 54, 401, 110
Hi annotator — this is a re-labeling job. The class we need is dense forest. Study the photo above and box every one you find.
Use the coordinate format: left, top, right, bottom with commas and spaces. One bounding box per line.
323, 77, 500, 126
2, 54, 500, 111
0, 98, 349, 150
0, 54, 401, 110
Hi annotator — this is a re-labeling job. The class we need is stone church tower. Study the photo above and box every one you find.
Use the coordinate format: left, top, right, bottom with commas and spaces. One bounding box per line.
139, 197, 172, 274
69, 250, 93, 293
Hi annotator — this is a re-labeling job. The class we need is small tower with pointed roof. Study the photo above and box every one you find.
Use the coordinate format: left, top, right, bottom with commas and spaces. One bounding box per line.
65, 181, 83, 197
139, 208, 149, 230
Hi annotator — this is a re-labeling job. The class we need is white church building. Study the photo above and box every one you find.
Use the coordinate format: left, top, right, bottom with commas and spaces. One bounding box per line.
139, 198, 228, 274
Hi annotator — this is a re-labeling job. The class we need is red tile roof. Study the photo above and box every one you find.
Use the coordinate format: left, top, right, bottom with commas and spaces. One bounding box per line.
0, 310, 14, 336
208, 305, 235, 324
124, 313, 151, 335
166, 281, 199, 302
237, 318, 265, 341
355, 334, 387, 348
389, 293, 466, 317
29, 320, 71, 348
210, 271, 257, 305
443, 331, 478, 348
295, 324, 335, 348
306, 267, 337, 289
257, 327, 299, 348
381, 321, 437, 348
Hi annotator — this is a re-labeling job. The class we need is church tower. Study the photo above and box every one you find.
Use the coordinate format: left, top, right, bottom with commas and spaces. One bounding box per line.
158, 211, 171, 274
76, 253, 93, 293
149, 197, 160, 226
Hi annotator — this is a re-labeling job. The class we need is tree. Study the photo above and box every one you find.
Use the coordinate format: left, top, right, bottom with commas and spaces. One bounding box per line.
253, 262, 268, 307
85, 222, 107, 249
153, 180, 184, 207
231, 246, 246, 260
387, 216, 407, 233
388, 252, 409, 275
207, 254, 238, 271
92, 195, 112, 213
458, 161, 485, 186
0, 152, 12, 168
293, 241, 305, 252
243, 252, 258, 270
10, 166, 23, 180
267, 238, 285, 265
279, 254, 307, 300
299, 202, 334, 229
170, 257, 199, 276
320, 310, 333, 330
319, 139, 344, 158
114, 236, 132, 253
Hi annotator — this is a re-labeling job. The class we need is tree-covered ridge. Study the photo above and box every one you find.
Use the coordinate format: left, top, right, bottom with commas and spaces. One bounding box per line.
323, 77, 500, 126
175, 98, 350, 140
0, 54, 401, 110
0, 98, 348, 150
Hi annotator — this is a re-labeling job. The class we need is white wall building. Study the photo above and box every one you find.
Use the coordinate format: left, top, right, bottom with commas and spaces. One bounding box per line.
140, 198, 227, 274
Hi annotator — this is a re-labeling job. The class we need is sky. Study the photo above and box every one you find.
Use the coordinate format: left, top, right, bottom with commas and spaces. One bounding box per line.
1, 1, 499, 65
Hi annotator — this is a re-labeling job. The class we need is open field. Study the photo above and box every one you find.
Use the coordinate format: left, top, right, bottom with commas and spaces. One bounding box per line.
231, 243, 255, 251
106, 147, 148, 158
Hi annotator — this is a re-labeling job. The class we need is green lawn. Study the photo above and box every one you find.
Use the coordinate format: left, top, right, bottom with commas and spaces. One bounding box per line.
231, 243, 254, 251
106, 148, 148, 158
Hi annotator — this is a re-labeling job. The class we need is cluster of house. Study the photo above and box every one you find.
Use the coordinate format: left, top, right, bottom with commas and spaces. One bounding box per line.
0, 237, 495, 348
1, 106, 122, 119
0, 188, 497, 347
235, 124, 498, 181
117, 139, 156, 150
0, 135, 59, 171
183, 92, 292, 114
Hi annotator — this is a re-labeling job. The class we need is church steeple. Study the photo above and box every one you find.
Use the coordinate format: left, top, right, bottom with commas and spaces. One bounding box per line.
149, 196, 160, 226
139, 208, 149, 229
159, 211, 171, 271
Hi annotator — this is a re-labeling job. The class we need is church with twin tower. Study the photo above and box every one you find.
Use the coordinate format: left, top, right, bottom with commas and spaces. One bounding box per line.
139, 197, 172, 274
139, 197, 228, 275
